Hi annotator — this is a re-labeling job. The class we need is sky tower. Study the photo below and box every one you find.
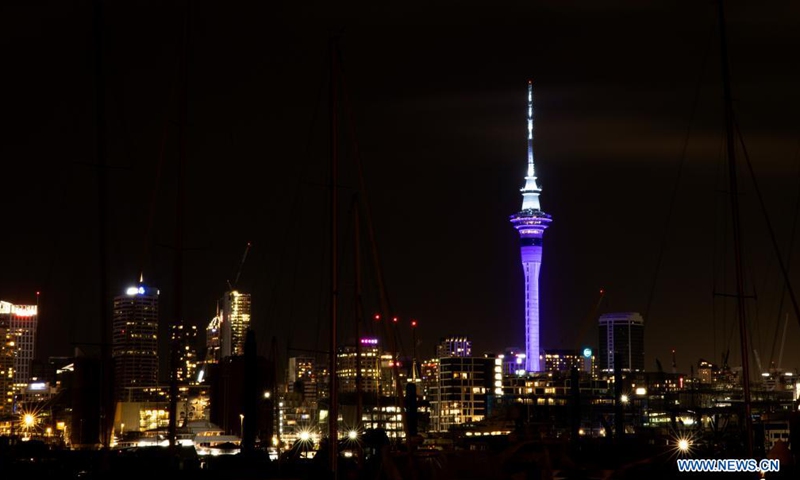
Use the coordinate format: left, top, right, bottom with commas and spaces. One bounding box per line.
510, 80, 552, 372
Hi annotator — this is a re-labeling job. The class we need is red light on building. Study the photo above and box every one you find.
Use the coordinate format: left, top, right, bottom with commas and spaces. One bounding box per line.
374, 314, 380, 321
411, 320, 417, 328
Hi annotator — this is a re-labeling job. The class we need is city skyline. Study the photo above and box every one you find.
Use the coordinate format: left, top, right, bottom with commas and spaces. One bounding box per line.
3, 1, 800, 379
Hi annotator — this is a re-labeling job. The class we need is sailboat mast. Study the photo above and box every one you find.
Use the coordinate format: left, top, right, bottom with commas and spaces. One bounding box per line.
354, 200, 363, 427
168, 3, 190, 450
718, 0, 753, 457
91, 0, 113, 449
329, 37, 340, 477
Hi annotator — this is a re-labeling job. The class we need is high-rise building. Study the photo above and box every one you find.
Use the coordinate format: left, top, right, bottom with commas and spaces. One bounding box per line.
204, 313, 222, 364
112, 283, 159, 402
0, 318, 15, 416
337, 338, 381, 395
171, 324, 199, 384
287, 356, 318, 406
436, 336, 472, 358
509, 81, 552, 373
221, 290, 251, 357
202, 290, 250, 366
0, 301, 38, 391
598, 312, 645, 373
428, 355, 493, 432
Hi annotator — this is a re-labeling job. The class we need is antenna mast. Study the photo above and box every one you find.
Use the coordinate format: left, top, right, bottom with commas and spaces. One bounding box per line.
718, 0, 753, 456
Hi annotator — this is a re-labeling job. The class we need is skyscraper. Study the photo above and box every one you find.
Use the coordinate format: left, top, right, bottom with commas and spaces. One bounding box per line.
510, 81, 552, 373
112, 283, 159, 402
598, 312, 645, 373
221, 290, 251, 357
171, 324, 198, 384
0, 300, 38, 390
337, 338, 381, 395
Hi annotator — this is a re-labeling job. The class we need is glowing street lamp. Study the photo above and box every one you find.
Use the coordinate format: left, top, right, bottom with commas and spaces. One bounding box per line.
239, 414, 244, 437
21, 412, 37, 439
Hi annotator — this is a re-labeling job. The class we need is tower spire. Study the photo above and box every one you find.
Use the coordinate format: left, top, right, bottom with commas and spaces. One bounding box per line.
522, 80, 541, 211
527, 80, 534, 178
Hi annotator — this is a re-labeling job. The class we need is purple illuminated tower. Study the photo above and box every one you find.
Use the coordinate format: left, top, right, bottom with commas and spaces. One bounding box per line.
510, 80, 552, 373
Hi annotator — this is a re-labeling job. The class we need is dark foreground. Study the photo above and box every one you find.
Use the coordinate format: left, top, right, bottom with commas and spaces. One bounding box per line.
1, 436, 796, 480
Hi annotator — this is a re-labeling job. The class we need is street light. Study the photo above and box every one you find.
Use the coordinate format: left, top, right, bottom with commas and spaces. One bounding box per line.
22, 412, 36, 439
239, 414, 244, 437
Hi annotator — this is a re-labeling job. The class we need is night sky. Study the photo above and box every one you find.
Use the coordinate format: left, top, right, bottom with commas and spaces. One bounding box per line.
3, 1, 800, 381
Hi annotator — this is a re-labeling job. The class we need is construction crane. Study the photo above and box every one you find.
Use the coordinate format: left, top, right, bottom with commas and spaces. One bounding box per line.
574, 288, 606, 352
671, 348, 677, 373
227, 241, 252, 291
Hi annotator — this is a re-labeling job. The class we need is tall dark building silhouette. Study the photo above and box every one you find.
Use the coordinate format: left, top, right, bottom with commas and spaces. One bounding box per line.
598, 312, 645, 373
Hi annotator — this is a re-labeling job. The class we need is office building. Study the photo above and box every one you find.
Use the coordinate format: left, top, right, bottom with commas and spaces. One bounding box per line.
112, 282, 159, 402
598, 312, 645, 373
